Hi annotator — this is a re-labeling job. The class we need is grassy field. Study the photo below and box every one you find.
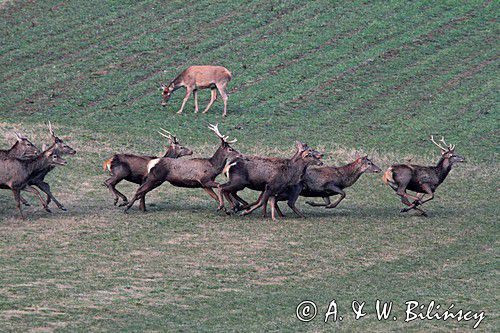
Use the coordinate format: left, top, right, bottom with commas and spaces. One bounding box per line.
0, 0, 498, 331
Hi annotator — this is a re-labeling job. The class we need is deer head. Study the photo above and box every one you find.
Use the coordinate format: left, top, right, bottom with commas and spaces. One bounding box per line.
44, 148, 67, 166
208, 123, 242, 162
357, 156, 382, 173
296, 141, 324, 167
157, 128, 193, 157
14, 132, 40, 157
430, 135, 464, 165
160, 83, 175, 106
47, 121, 76, 155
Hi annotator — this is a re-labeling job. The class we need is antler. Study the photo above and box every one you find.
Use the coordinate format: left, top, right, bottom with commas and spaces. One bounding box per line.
158, 128, 177, 144
439, 137, 455, 151
208, 123, 237, 144
430, 135, 454, 151
14, 132, 26, 140
47, 121, 55, 137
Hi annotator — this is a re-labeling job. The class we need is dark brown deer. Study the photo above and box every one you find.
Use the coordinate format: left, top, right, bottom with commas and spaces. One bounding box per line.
24, 122, 76, 212
217, 142, 324, 221
243, 155, 382, 218
1, 132, 40, 159
0, 147, 67, 219
301, 156, 382, 209
161, 65, 232, 116
383, 136, 464, 216
124, 124, 241, 212
103, 129, 193, 211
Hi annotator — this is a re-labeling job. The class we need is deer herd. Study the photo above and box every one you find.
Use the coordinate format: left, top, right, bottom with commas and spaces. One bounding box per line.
1, 66, 465, 220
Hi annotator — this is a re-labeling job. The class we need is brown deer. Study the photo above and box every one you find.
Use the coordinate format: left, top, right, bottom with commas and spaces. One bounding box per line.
25, 122, 76, 212
103, 129, 193, 211
217, 142, 324, 221
0, 147, 67, 219
382, 136, 465, 216
124, 124, 241, 213
301, 156, 382, 209
1, 132, 40, 159
161, 65, 232, 116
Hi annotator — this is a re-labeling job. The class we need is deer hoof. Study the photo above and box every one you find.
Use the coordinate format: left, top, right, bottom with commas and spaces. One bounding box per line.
45, 208, 52, 213
60, 206, 67, 211
400, 208, 409, 213
23, 202, 31, 207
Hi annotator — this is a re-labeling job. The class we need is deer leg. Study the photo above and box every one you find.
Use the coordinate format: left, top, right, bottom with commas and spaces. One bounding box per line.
19, 194, 30, 206
34, 181, 67, 211
12, 189, 25, 219
275, 202, 285, 217
216, 83, 229, 117
105, 174, 128, 206
203, 187, 220, 203
269, 196, 278, 221
24, 186, 50, 213
241, 190, 270, 216
203, 88, 217, 113
402, 185, 433, 216
193, 89, 199, 113
177, 88, 192, 114
324, 185, 346, 209
124, 179, 163, 213
306, 196, 331, 207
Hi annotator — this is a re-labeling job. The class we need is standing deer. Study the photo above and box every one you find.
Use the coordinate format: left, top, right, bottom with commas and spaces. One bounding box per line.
217, 142, 324, 221
124, 124, 241, 212
25, 122, 76, 212
103, 129, 193, 211
383, 136, 464, 216
161, 65, 232, 116
0, 147, 67, 219
1, 132, 40, 159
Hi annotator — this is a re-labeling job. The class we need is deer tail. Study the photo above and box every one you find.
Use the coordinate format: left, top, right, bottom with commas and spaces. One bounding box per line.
382, 167, 394, 185
103, 157, 114, 172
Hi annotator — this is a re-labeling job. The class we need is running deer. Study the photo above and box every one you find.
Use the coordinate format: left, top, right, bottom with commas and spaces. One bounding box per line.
25, 122, 76, 212
0, 147, 67, 219
161, 65, 232, 116
217, 142, 324, 221
0, 132, 40, 159
124, 124, 241, 212
382, 136, 464, 216
250, 155, 382, 217
103, 129, 193, 211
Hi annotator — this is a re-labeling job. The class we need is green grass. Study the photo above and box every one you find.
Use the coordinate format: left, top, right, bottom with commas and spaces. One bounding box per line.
0, 0, 498, 331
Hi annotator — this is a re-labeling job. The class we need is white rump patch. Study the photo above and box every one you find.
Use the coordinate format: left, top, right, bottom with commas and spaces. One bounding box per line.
147, 158, 161, 173
223, 161, 238, 178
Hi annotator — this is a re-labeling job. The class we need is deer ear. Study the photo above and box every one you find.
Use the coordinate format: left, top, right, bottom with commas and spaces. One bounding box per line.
42, 144, 47, 151
295, 141, 306, 151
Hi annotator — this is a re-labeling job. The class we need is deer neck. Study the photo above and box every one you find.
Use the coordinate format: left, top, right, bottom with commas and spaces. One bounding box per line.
171, 76, 184, 90
162, 146, 177, 158
340, 160, 365, 187
8, 141, 21, 156
26, 154, 51, 175
209, 145, 227, 172
287, 155, 310, 183
435, 157, 453, 184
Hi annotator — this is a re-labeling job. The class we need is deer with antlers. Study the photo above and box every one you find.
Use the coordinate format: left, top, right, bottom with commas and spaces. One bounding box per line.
24, 122, 76, 212
103, 129, 193, 211
124, 124, 242, 212
1, 132, 40, 159
161, 65, 232, 116
383, 136, 464, 216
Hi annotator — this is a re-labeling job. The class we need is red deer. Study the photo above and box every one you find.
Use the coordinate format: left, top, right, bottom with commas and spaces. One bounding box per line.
124, 124, 241, 212
246, 155, 382, 218
217, 142, 324, 221
103, 129, 193, 211
25, 122, 76, 212
161, 65, 232, 116
383, 136, 464, 216
0, 132, 40, 159
0, 147, 67, 219
301, 156, 382, 209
